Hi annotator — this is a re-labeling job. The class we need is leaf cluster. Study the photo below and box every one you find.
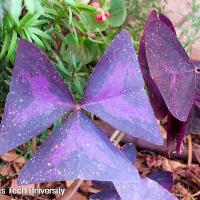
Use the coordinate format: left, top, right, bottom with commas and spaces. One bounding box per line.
0, 0, 127, 105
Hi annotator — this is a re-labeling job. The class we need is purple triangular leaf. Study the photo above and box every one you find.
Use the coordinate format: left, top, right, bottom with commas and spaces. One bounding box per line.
18, 111, 140, 185
138, 11, 168, 120
0, 39, 75, 154
121, 143, 137, 164
113, 177, 178, 200
145, 20, 195, 121
81, 30, 162, 145
147, 171, 173, 191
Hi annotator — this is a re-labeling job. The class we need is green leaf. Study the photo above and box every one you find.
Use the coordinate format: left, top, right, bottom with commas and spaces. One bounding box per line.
0, 34, 9, 59
29, 32, 45, 49
64, 0, 75, 5
109, 0, 127, 27
10, 0, 22, 19
24, 0, 44, 14
6, 30, 17, 62
19, 12, 35, 27
73, 3, 96, 11
80, 11, 108, 32
0, 0, 11, 21
64, 33, 100, 65
28, 27, 51, 40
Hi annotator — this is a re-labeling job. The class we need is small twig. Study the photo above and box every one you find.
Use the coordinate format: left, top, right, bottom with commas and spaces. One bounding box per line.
187, 135, 192, 167
191, 190, 200, 197
110, 130, 120, 142
31, 137, 37, 154
113, 132, 125, 146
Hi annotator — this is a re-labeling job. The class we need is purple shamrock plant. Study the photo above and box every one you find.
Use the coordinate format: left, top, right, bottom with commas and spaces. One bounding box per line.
90, 143, 177, 200
0, 30, 163, 186
139, 10, 200, 153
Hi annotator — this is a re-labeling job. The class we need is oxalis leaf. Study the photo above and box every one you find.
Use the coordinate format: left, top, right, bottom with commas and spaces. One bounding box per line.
0, 30, 161, 185
91, 144, 177, 200
109, 0, 127, 27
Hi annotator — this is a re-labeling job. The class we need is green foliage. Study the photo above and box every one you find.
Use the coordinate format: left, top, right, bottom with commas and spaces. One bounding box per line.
24, 0, 44, 14
0, 0, 11, 21
124, 0, 164, 51
177, 0, 200, 55
109, 0, 127, 27
80, 11, 108, 32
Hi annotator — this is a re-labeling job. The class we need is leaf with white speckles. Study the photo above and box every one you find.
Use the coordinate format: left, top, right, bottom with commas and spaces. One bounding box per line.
0, 39, 75, 154
138, 10, 168, 120
81, 30, 162, 145
113, 177, 178, 200
91, 141, 176, 200
145, 20, 195, 122
18, 111, 140, 185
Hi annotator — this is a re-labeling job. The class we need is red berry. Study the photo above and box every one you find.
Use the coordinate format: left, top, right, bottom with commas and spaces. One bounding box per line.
90, 2, 100, 9
96, 14, 103, 22
105, 11, 110, 18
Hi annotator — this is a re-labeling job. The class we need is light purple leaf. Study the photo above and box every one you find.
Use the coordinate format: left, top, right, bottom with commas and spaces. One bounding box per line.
81, 30, 162, 145
113, 177, 178, 200
147, 171, 173, 191
18, 111, 140, 185
145, 20, 195, 121
0, 39, 75, 154
121, 143, 137, 164
138, 10, 168, 120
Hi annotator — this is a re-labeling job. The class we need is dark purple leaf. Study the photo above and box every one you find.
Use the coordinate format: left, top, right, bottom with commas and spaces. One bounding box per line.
90, 191, 120, 200
113, 177, 178, 200
147, 171, 173, 191
186, 61, 200, 135
81, 30, 162, 145
166, 113, 187, 153
18, 111, 140, 185
92, 181, 116, 191
121, 143, 137, 164
145, 20, 195, 122
138, 10, 168, 120
158, 14, 176, 34
90, 181, 120, 200
0, 39, 75, 154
